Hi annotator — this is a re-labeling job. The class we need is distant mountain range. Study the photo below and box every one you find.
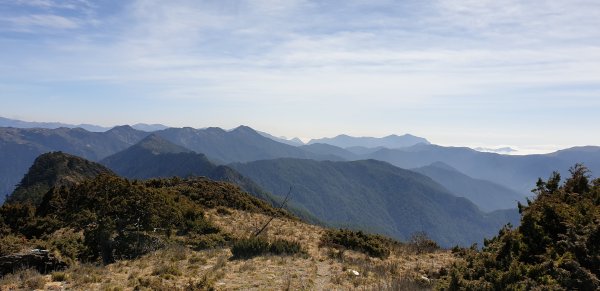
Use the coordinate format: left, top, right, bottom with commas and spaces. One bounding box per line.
231, 158, 519, 247
413, 162, 527, 212
0, 125, 328, 199
152, 126, 327, 164
364, 144, 600, 195
0, 116, 168, 132
257, 130, 304, 146
308, 134, 430, 148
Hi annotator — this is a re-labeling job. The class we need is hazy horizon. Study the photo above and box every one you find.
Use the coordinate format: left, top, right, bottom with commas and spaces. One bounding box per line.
2, 1, 599, 153
0, 115, 582, 155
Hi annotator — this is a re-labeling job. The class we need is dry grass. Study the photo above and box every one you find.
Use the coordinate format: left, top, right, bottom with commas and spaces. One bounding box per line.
3, 207, 455, 290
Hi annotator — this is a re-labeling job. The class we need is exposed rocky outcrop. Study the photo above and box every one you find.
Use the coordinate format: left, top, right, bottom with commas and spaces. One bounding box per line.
0, 249, 67, 275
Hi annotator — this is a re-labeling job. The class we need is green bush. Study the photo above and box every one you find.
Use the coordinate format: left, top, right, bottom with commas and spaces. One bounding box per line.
193, 233, 230, 250
321, 229, 393, 258
231, 237, 270, 259
47, 229, 86, 262
51, 271, 68, 282
268, 238, 303, 255
231, 237, 304, 259
439, 165, 600, 290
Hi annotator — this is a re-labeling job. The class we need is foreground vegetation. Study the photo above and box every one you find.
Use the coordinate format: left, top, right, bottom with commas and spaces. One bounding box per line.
439, 164, 600, 290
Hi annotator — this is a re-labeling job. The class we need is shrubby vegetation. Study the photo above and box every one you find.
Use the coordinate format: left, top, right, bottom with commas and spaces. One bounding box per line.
320, 229, 402, 259
231, 236, 304, 259
0, 151, 308, 273
0, 152, 300, 268
439, 164, 600, 290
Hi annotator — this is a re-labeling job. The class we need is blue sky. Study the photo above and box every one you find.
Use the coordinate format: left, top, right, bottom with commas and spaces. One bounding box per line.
1, 0, 600, 152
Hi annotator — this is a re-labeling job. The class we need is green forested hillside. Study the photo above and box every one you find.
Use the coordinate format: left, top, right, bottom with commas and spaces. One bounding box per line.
0, 126, 148, 200
414, 162, 527, 212
0, 155, 291, 265
6, 152, 113, 205
101, 135, 319, 224
231, 158, 519, 247
439, 165, 600, 290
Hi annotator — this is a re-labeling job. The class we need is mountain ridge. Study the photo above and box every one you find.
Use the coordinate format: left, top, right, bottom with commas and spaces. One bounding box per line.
308, 133, 430, 148
231, 158, 520, 247
413, 162, 527, 212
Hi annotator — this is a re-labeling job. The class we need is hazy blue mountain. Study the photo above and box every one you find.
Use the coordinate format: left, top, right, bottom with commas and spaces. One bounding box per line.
131, 123, 170, 132
308, 134, 430, 148
0, 126, 149, 199
299, 143, 358, 160
6, 152, 114, 205
257, 130, 304, 146
231, 158, 519, 247
345, 146, 387, 155
548, 146, 600, 171
413, 162, 527, 212
0, 116, 169, 133
0, 116, 110, 132
365, 144, 598, 194
154, 126, 331, 164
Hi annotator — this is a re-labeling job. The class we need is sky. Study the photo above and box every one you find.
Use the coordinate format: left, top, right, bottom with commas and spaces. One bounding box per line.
1, 0, 600, 153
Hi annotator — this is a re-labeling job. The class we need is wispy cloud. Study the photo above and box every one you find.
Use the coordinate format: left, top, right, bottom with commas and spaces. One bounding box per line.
1, 14, 79, 30
1, 0, 600, 148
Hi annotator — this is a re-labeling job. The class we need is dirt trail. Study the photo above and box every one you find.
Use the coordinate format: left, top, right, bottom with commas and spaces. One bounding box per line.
313, 261, 332, 291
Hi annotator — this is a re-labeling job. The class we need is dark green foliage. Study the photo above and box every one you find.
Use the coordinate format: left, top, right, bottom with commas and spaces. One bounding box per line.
321, 229, 396, 258
35, 174, 218, 264
142, 177, 293, 219
232, 158, 520, 247
231, 237, 270, 259
0, 202, 36, 233
46, 229, 86, 263
192, 233, 230, 250
268, 238, 303, 255
439, 164, 600, 290
231, 237, 304, 259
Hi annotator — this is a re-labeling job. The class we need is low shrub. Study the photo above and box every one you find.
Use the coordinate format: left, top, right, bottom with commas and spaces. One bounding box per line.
408, 231, 440, 254
215, 206, 232, 216
231, 237, 304, 259
47, 228, 86, 262
269, 238, 303, 255
193, 233, 230, 250
51, 271, 68, 282
231, 237, 270, 259
0, 234, 26, 256
321, 229, 393, 259
152, 263, 183, 279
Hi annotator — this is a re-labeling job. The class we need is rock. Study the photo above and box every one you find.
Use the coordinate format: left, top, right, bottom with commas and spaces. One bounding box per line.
0, 249, 67, 276
348, 269, 360, 276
